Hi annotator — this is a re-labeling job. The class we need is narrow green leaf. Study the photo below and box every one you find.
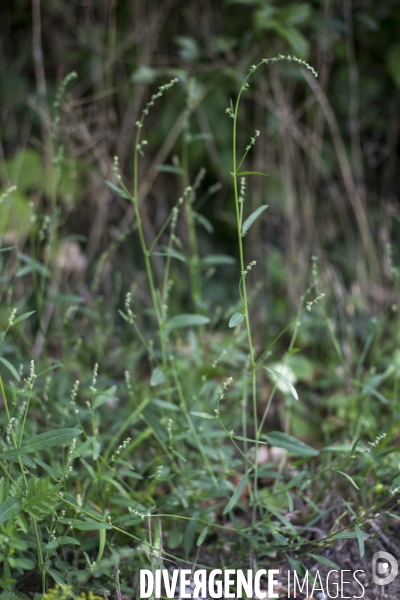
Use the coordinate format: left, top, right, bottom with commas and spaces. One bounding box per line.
152, 398, 179, 411
17, 253, 52, 278
202, 254, 236, 266
9, 557, 35, 570
36, 364, 63, 378
93, 394, 116, 410
370, 388, 389, 404
92, 438, 101, 461
114, 458, 135, 470
266, 505, 298, 535
184, 516, 198, 557
7, 455, 36, 468
332, 531, 358, 539
196, 525, 209, 547
236, 171, 269, 177
188, 132, 213, 144
0, 357, 21, 381
156, 164, 184, 175
105, 180, 130, 199
12, 311, 36, 326
17, 254, 51, 278
223, 472, 249, 515
194, 213, 214, 234
47, 568, 67, 587
335, 469, 360, 490
241, 205, 268, 235
286, 471, 306, 488
322, 444, 355, 452
342, 498, 356, 518
190, 411, 215, 420
350, 438, 361, 456
264, 366, 298, 400
285, 554, 307, 576
66, 519, 112, 530
270, 528, 288, 545
264, 431, 318, 457
387, 512, 400, 521
71, 438, 92, 458
63, 234, 87, 243
308, 554, 340, 570
0, 478, 8, 503
45, 536, 80, 550
168, 314, 210, 329
355, 524, 365, 558
48, 294, 84, 304
152, 249, 186, 262
199, 504, 221, 518
26, 428, 82, 451
150, 367, 165, 386
0, 497, 20, 525
118, 309, 132, 323
229, 312, 244, 328
80, 458, 96, 479
34, 458, 61, 480
112, 514, 143, 527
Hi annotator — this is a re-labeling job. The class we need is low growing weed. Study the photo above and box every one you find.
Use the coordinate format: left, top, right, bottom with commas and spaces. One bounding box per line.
0, 55, 399, 599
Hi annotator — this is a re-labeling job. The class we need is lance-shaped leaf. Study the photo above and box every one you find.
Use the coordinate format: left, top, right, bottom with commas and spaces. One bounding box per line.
223, 472, 249, 515
1, 428, 82, 457
168, 314, 210, 329
105, 180, 130, 199
264, 366, 298, 400
0, 357, 20, 381
241, 205, 268, 236
264, 431, 318, 457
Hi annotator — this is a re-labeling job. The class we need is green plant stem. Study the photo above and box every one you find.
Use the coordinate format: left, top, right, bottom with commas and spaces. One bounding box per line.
232, 81, 258, 523
132, 124, 171, 392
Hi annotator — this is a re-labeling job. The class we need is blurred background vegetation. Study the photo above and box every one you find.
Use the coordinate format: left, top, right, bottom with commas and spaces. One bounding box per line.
2, 0, 400, 333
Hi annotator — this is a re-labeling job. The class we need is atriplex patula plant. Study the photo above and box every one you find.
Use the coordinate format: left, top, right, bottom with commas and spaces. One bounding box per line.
225, 54, 318, 522
108, 52, 395, 550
